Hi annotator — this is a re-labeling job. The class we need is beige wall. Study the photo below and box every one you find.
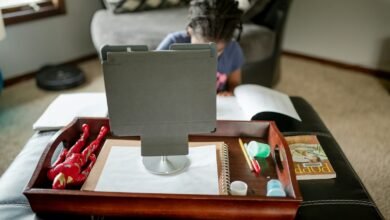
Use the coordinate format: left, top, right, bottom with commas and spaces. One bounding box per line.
283, 0, 390, 72
0, 0, 102, 79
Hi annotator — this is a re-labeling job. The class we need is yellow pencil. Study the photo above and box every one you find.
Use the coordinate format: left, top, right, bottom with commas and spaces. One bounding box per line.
238, 138, 253, 171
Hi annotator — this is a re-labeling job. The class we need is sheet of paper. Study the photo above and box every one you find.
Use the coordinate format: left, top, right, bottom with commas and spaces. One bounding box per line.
95, 145, 220, 195
216, 96, 250, 120
234, 84, 301, 121
33, 93, 108, 131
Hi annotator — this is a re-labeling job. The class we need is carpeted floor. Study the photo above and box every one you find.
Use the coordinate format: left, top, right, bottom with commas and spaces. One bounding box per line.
0, 56, 389, 218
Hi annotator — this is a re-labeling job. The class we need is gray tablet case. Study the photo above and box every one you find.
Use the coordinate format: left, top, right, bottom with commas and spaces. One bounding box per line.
102, 44, 217, 156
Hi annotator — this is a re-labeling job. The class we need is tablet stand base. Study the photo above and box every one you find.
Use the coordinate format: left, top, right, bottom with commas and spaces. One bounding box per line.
142, 155, 189, 175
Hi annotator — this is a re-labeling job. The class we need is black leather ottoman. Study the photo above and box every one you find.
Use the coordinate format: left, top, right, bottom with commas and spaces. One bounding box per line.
0, 97, 384, 219
283, 98, 383, 220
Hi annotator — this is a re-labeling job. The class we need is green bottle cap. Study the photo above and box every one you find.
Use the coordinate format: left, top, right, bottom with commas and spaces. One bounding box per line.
247, 141, 271, 158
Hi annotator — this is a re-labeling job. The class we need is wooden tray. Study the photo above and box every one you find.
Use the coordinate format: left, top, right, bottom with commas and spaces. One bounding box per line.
24, 118, 302, 220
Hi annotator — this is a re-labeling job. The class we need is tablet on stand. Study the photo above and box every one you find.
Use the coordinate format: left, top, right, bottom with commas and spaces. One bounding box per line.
101, 43, 217, 174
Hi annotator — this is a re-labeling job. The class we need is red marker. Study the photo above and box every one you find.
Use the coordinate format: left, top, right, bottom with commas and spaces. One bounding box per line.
251, 159, 261, 174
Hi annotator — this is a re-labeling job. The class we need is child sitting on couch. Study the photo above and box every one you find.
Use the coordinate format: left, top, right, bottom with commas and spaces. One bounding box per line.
157, 0, 244, 96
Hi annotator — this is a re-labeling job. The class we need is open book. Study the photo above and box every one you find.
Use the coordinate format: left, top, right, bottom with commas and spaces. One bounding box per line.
81, 139, 230, 195
217, 84, 301, 121
33, 85, 299, 131
33, 93, 108, 131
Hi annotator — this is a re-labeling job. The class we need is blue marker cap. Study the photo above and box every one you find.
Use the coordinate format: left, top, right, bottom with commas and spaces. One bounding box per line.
267, 188, 286, 197
267, 179, 283, 189
266, 179, 286, 197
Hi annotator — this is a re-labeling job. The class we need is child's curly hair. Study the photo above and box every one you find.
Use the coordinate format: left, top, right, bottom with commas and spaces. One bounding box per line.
188, 0, 243, 42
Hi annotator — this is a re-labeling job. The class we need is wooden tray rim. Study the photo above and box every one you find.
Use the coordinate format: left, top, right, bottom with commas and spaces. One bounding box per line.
24, 118, 302, 214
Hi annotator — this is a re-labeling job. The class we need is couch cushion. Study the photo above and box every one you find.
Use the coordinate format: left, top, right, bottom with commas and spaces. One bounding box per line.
0, 132, 55, 206
91, 8, 274, 62
91, 8, 188, 51
239, 23, 274, 62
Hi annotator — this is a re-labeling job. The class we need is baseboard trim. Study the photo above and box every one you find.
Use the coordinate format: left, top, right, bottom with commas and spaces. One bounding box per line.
5, 51, 389, 87
4, 53, 98, 88
283, 50, 390, 81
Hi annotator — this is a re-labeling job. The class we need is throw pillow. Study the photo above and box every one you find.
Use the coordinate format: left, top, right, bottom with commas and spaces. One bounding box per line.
114, 0, 144, 13
103, 0, 123, 11
113, 0, 189, 14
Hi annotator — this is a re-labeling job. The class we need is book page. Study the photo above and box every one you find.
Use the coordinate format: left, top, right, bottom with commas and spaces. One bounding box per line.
33, 93, 108, 131
234, 84, 301, 121
216, 96, 250, 120
83, 141, 221, 195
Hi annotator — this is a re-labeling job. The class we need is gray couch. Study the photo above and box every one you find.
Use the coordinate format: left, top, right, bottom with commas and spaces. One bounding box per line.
91, 0, 291, 87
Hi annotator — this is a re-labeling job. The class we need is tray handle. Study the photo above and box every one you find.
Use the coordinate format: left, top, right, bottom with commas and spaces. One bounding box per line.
42, 118, 82, 174
25, 118, 82, 189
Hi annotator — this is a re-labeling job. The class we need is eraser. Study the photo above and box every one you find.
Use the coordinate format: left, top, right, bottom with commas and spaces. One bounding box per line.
230, 181, 248, 196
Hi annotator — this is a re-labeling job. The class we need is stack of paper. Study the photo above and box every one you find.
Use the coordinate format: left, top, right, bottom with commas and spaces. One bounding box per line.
82, 140, 226, 195
33, 93, 108, 131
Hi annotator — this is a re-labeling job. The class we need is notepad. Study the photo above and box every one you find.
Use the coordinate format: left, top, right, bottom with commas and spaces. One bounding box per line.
33, 93, 108, 131
81, 139, 230, 195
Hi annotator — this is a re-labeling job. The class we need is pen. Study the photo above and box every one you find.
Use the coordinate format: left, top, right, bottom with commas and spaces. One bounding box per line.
243, 140, 261, 174
251, 158, 261, 174
238, 138, 254, 171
